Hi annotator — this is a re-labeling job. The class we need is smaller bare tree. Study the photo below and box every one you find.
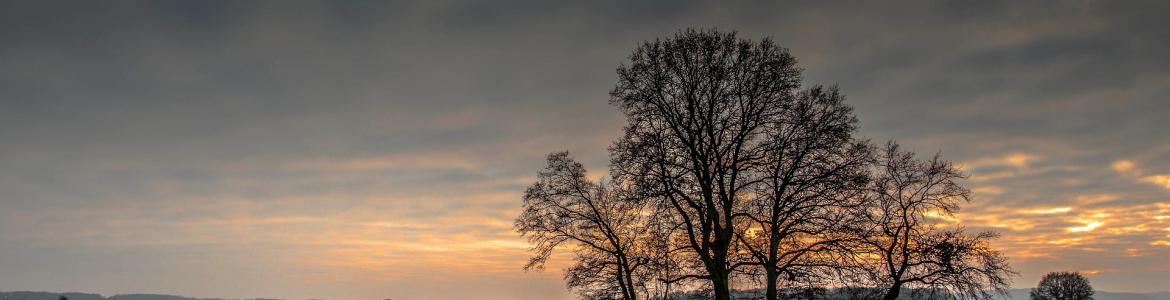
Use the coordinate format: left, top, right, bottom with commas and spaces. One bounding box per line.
515, 152, 657, 300
861, 142, 1015, 300
1030, 272, 1094, 300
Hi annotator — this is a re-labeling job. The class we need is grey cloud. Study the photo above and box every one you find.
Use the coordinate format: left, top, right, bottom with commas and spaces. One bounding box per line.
2, 1, 1169, 299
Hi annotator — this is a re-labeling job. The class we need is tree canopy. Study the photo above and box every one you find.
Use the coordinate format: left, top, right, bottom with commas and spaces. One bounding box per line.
516, 29, 1015, 300
1030, 272, 1094, 300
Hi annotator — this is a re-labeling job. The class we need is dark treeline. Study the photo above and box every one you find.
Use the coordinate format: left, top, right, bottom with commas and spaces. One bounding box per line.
515, 29, 1016, 300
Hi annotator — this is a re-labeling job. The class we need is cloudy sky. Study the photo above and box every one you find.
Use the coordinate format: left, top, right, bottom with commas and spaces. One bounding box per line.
2, 1, 1169, 299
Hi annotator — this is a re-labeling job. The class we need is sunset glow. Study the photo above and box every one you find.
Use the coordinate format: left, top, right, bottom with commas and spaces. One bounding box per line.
2, 1, 1169, 300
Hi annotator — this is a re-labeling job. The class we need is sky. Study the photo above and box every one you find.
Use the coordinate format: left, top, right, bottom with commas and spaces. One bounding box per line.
2, 1, 1169, 299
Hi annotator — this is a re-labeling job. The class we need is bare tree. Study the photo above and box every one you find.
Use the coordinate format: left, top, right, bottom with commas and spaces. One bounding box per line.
734, 86, 872, 300
515, 152, 656, 300
608, 29, 802, 300
861, 142, 1014, 300
520, 29, 1019, 300
1030, 272, 1094, 300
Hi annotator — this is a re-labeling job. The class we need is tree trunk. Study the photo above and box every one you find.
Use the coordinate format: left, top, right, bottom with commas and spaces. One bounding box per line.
710, 225, 733, 300
882, 282, 903, 300
707, 255, 732, 300
765, 267, 779, 300
624, 266, 637, 300
711, 271, 731, 300
615, 267, 632, 300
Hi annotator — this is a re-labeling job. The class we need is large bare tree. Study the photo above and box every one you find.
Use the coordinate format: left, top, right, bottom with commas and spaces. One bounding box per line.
518, 29, 1017, 300
862, 142, 1014, 300
515, 152, 657, 300
608, 29, 801, 300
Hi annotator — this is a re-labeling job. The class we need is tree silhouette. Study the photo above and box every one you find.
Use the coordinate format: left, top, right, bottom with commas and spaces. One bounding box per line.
859, 142, 1014, 300
1030, 271, 1094, 300
734, 85, 872, 300
515, 152, 659, 300
517, 28, 1016, 300
608, 28, 802, 300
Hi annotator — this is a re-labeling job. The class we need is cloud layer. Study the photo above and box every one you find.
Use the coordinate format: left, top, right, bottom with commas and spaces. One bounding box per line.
2, 1, 1168, 299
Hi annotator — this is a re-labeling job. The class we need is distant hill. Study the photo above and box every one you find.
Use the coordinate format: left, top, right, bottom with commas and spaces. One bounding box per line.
0, 292, 103, 300
0, 292, 274, 300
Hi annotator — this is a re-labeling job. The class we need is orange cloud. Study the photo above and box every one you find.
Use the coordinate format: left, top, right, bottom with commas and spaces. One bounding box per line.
1025, 207, 1073, 214
1111, 159, 1170, 190
964, 152, 1040, 171
1113, 160, 1136, 173
1068, 221, 1104, 233
1142, 175, 1170, 189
